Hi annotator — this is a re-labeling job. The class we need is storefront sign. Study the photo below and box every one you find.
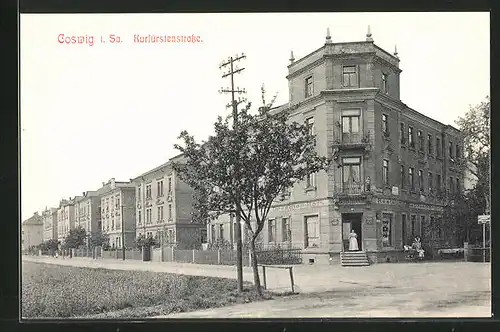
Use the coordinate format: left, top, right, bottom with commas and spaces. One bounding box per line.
408, 203, 444, 212
271, 200, 328, 212
373, 198, 405, 206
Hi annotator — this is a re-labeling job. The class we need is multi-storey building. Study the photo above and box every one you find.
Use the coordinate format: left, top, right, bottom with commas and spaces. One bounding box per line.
22, 212, 43, 251
131, 154, 207, 249
42, 207, 58, 242
57, 197, 77, 242
208, 28, 464, 264
74, 191, 101, 246
97, 178, 136, 249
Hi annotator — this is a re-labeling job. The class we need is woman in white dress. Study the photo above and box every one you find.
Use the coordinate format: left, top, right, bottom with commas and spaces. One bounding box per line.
349, 229, 359, 251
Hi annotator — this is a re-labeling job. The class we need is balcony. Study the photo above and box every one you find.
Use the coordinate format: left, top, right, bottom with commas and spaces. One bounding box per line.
332, 133, 372, 161
334, 182, 368, 196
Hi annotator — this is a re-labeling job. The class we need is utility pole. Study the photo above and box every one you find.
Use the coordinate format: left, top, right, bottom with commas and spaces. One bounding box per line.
219, 53, 247, 292
121, 201, 125, 261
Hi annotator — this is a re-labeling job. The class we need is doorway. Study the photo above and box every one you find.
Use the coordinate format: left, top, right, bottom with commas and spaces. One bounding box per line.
342, 213, 363, 251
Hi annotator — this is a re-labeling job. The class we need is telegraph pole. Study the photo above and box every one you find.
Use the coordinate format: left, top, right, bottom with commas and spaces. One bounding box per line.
219, 53, 247, 292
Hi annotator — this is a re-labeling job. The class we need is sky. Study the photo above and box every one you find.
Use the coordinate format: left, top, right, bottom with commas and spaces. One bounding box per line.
20, 12, 490, 221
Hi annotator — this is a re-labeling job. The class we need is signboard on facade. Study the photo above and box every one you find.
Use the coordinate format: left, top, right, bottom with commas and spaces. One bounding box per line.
270, 199, 328, 212
478, 214, 490, 224
391, 186, 399, 196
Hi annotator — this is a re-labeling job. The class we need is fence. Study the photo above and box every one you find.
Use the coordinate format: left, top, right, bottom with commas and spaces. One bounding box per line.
465, 247, 490, 262
94, 246, 302, 266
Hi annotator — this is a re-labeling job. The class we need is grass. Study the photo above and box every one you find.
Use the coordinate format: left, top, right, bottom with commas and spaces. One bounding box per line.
22, 261, 277, 319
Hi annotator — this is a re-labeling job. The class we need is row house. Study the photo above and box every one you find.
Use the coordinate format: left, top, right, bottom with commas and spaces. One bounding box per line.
22, 212, 43, 251
57, 197, 77, 242
97, 178, 136, 249
208, 27, 464, 264
74, 191, 101, 246
41, 207, 58, 242
131, 154, 206, 250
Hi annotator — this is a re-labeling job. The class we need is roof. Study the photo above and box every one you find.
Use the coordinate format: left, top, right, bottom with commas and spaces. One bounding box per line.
22, 213, 43, 226
131, 154, 186, 181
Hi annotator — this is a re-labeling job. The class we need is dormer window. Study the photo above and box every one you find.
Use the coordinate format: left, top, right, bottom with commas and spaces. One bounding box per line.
305, 76, 313, 98
342, 66, 358, 88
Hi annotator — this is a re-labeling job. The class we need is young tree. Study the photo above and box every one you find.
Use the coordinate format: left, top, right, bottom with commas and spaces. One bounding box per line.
63, 227, 87, 249
455, 96, 490, 210
173, 101, 330, 296
90, 231, 109, 249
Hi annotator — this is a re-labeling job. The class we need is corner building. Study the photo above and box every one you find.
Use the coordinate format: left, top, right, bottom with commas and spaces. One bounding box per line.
209, 28, 465, 264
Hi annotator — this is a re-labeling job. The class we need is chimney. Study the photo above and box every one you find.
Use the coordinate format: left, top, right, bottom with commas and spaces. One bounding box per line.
110, 178, 116, 189
102, 182, 105, 187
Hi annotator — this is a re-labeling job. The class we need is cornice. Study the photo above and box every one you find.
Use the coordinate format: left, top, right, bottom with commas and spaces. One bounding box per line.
372, 55, 402, 74
321, 88, 379, 101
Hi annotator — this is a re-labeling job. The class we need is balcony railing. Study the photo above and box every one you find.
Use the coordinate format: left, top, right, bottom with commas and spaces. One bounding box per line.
332, 132, 371, 150
334, 182, 366, 195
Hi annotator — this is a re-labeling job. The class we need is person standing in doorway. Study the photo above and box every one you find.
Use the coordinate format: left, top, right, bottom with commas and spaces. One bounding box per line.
349, 229, 359, 251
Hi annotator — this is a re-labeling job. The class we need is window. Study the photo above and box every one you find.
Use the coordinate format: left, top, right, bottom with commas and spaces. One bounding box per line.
408, 127, 414, 147
455, 145, 460, 160
282, 217, 291, 242
428, 172, 433, 192
342, 66, 358, 87
449, 142, 453, 159
168, 229, 174, 243
418, 170, 424, 191
304, 216, 319, 248
382, 159, 389, 185
436, 137, 441, 157
456, 177, 460, 194
219, 224, 224, 240
342, 115, 359, 134
306, 117, 315, 135
400, 165, 405, 188
168, 204, 172, 220
157, 180, 164, 197
382, 114, 389, 136
436, 174, 442, 193
428, 134, 432, 154
157, 206, 164, 221
146, 208, 152, 224
382, 213, 392, 247
381, 73, 389, 93
449, 177, 454, 193
211, 224, 216, 242
400, 123, 405, 144
116, 198, 120, 209
419, 216, 425, 237
305, 76, 313, 98
417, 130, 424, 151
411, 215, 417, 238
146, 184, 152, 199
268, 219, 276, 242
408, 167, 414, 189
138, 211, 142, 225
168, 177, 172, 193
402, 214, 407, 245
342, 157, 361, 191
306, 173, 316, 188
429, 216, 435, 238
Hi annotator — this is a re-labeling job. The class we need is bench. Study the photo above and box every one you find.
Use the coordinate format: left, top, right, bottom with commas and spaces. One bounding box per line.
258, 264, 295, 293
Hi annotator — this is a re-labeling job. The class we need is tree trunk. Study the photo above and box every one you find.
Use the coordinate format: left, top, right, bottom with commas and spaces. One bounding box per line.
250, 238, 263, 297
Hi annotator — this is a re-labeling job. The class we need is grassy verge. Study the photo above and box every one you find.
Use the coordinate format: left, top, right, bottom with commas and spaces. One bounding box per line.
22, 261, 279, 319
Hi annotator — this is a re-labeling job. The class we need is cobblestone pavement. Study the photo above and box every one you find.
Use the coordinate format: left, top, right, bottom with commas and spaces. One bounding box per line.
22, 256, 491, 318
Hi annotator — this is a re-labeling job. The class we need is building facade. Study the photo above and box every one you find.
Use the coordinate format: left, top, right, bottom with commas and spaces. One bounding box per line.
22, 212, 43, 251
42, 207, 58, 242
98, 178, 136, 249
57, 198, 76, 242
74, 191, 101, 246
131, 155, 206, 249
208, 28, 464, 264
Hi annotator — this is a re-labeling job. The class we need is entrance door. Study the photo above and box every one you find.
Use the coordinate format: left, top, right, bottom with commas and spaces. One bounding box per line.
342, 213, 363, 251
